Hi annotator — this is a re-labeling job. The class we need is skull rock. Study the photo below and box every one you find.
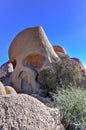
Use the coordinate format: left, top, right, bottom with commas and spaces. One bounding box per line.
8, 26, 60, 94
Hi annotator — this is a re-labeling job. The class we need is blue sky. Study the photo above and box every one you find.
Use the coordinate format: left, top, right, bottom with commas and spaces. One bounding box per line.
0, 0, 86, 67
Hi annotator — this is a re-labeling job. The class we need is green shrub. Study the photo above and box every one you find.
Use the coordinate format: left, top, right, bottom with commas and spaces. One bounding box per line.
38, 55, 86, 129
38, 66, 58, 90
51, 87, 86, 130
38, 58, 83, 92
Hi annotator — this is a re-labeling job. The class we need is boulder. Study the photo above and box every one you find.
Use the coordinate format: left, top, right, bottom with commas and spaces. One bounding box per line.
0, 68, 6, 79
5, 86, 17, 94
8, 26, 60, 94
0, 61, 13, 73
53, 45, 66, 54
0, 94, 64, 130
0, 81, 17, 95
0, 62, 13, 85
0, 81, 6, 95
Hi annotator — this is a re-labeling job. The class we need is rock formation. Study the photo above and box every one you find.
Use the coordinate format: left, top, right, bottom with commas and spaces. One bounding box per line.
1, 26, 86, 130
53, 45, 70, 62
0, 62, 13, 85
8, 26, 60, 94
0, 94, 64, 130
0, 61, 13, 73
5, 86, 17, 94
53, 46, 86, 79
0, 81, 17, 95
0, 81, 6, 95
53, 45, 66, 54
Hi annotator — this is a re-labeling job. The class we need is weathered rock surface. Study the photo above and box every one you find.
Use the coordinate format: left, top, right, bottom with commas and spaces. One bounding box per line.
0, 82, 6, 95
0, 68, 6, 79
53, 45, 66, 54
0, 62, 13, 85
5, 86, 17, 94
0, 61, 13, 73
0, 94, 64, 130
0, 81, 17, 95
8, 26, 60, 94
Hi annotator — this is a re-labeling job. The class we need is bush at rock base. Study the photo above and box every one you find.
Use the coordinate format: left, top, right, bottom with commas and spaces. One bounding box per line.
38, 59, 83, 94
38, 59, 86, 130
50, 87, 86, 130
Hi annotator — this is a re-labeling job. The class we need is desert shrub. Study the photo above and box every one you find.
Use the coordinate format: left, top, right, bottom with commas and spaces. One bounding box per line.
38, 58, 83, 92
38, 66, 58, 90
52, 58, 83, 87
38, 55, 86, 129
51, 87, 86, 130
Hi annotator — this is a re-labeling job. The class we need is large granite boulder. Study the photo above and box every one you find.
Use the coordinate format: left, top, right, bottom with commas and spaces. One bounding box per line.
0, 94, 64, 130
8, 26, 60, 94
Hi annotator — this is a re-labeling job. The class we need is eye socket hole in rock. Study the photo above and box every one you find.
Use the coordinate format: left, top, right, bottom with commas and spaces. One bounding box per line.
23, 53, 46, 69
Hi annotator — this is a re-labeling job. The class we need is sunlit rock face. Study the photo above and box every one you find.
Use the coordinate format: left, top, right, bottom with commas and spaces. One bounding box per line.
0, 94, 64, 130
0, 62, 13, 85
0, 61, 13, 73
53, 45, 66, 54
8, 26, 60, 94
0, 81, 6, 95
0, 81, 17, 95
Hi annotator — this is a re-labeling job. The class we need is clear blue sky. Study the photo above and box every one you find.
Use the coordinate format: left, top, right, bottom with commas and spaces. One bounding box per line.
0, 0, 86, 67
